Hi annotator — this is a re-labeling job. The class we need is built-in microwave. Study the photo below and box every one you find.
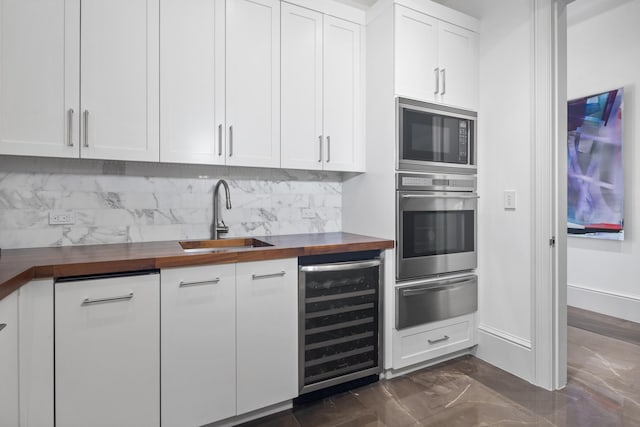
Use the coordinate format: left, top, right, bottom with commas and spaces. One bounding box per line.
397, 98, 477, 174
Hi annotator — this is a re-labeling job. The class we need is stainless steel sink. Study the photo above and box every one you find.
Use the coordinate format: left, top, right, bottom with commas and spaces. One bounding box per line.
179, 238, 273, 254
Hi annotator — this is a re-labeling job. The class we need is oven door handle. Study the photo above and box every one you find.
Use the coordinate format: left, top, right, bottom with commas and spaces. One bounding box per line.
400, 277, 476, 297
401, 194, 479, 199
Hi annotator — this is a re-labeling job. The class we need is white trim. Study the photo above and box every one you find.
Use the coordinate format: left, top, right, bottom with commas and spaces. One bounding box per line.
477, 324, 532, 350
475, 328, 534, 383
553, 0, 569, 391
208, 401, 292, 427
284, 0, 366, 24
568, 284, 640, 324
383, 348, 473, 379
366, 0, 479, 31
531, 0, 567, 391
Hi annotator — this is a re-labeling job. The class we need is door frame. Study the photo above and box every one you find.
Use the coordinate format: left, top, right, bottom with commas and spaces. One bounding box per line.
531, 0, 569, 390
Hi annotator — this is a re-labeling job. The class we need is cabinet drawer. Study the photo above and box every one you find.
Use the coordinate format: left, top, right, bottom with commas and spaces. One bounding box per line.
393, 313, 475, 369
396, 275, 477, 329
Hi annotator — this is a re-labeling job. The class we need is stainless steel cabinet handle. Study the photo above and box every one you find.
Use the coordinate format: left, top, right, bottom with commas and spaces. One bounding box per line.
228, 125, 233, 157
0, 323, 6, 332
400, 278, 476, 297
318, 136, 323, 163
67, 108, 74, 147
83, 110, 89, 147
82, 292, 133, 306
179, 278, 220, 287
428, 335, 449, 345
326, 136, 331, 163
218, 124, 223, 156
434, 67, 439, 95
401, 194, 479, 199
300, 259, 380, 273
441, 69, 446, 95
252, 271, 286, 280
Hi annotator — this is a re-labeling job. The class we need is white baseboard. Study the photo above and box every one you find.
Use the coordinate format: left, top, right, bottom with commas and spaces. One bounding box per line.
475, 325, 533, 383
568, 283, 640, 324
383, 348, 474, 379
205, 401, 292, 427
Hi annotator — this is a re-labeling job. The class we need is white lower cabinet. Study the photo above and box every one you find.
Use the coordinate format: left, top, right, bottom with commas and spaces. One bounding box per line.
236, 258, 298, 414
19, 279, 55, 427
159, 258, 298, 424
0, 291, 19, 427
161, 263, 236, 427
393, 313, 476, 369
55, 272, 160, 427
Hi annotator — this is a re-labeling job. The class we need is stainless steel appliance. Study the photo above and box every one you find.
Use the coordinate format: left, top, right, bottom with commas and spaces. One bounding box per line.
396, 172, 478, 281
396, 274, 477, 329
397, 97, 477, 174
298, 252, 382, 395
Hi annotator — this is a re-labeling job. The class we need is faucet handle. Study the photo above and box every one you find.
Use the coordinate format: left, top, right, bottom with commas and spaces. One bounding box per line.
216, 219, 229, 235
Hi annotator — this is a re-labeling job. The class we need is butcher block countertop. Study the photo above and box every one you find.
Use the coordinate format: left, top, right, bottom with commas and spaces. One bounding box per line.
0, 232, 394, 300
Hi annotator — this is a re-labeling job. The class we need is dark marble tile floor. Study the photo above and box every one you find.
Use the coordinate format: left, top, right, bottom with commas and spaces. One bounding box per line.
242, 307, 640, 426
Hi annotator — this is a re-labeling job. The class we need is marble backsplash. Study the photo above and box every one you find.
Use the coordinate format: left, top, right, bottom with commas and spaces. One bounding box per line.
0, 156, 342, 249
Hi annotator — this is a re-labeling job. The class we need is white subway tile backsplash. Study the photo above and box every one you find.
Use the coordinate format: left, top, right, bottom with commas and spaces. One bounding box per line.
0, 156, 343, 249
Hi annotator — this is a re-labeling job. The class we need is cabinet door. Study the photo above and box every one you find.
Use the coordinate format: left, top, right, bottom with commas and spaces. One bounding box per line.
394, 5, 439, 103
0, 291, 19, 427
80, 0, 159, 161
160, 0, 226, 165
281, 3, 323, 170
161, 264, 236, 427
0, 0, 79, 158
438, 21, 478, 110
19, 279, 55, 427
55, 273, 160, 427
236, 258, 298, 414
226, 0, 280, 168
323, 16, 363, 172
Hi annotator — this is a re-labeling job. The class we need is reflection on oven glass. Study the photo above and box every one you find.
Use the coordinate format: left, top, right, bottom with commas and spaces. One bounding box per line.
403, 210, 474, 258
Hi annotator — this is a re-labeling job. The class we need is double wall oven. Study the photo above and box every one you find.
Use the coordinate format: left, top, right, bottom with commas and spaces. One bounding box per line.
396, 173, 477, 281
395, 98, 478, 332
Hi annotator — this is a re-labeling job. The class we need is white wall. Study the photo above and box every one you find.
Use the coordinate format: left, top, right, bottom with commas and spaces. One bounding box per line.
566, 0, 640, 322
474, 0, 535, 381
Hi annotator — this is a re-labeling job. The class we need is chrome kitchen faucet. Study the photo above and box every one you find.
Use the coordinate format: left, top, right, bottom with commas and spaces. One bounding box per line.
212, 179, 232, 239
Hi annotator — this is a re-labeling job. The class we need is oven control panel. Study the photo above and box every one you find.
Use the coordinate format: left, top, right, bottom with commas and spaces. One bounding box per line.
397, 173, 476, 192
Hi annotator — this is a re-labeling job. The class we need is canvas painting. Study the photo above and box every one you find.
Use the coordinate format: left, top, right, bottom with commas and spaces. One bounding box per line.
568, 88, 624, 240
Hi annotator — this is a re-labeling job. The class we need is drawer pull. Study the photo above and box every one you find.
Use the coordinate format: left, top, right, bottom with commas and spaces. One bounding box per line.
179, 278, 220, 288
0, 323, 6, 332
428, 335, 450, 345
82, 293, 134, 306
252, 271, 285, 280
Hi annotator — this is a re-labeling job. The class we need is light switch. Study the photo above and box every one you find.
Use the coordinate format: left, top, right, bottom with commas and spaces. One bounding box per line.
504, 190, 517, 210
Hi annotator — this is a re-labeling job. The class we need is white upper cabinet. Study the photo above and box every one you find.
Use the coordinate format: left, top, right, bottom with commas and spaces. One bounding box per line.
160, 0, 226, 165
323, 15, 363, 172
281, 3, 324, 170
395, 5, 478, 110
395, 6, 439, 104
0, 0, 79, 158
281, 4, 364, 172
80, 0, 159, 161
226, 0, 280, 168
437, 21, 478, 111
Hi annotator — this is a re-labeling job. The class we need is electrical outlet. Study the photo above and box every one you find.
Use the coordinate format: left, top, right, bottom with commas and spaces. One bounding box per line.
504, 190, 517, 210
301, 208, 316, 219
49, 211, 74, 225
